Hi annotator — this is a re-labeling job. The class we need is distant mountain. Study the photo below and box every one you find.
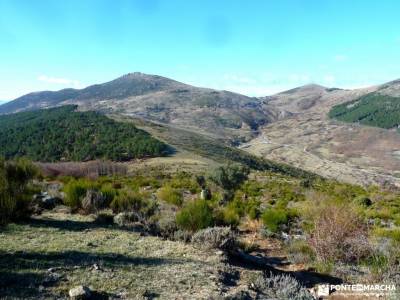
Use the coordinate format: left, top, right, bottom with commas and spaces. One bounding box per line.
0, 73, 280, 141
245, 80, 400, 187
0, 73, 186, 113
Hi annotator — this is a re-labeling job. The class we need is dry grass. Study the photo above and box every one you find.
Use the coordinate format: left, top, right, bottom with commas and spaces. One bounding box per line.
0, 211, 225, 299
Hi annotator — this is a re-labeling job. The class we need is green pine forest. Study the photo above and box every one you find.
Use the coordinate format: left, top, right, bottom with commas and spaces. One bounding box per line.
0, 106, 168, 162
329, 92, 400, 129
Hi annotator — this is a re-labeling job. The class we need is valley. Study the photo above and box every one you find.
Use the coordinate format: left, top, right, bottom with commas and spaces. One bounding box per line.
3, 73, 400, 187
247, 84, 400, 187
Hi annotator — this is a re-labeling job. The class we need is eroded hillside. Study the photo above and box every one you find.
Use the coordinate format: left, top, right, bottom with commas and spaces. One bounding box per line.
245, 82, 400, 187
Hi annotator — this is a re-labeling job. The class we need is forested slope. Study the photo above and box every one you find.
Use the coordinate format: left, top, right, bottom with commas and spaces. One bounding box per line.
329, 92, 400, 129
0, 106, 168, 162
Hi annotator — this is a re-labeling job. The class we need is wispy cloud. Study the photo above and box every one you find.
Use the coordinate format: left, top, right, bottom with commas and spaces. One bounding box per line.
37, 75, 82, 88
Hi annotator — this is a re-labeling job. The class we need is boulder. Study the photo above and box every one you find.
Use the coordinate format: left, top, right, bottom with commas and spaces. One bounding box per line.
41, 195, 62, 209
69, 285, 92, 299
32, 192, 62, 211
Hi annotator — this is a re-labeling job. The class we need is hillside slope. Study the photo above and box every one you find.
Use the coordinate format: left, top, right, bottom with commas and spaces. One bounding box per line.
116, 114, 318, 180
0, 73, 278, 141
245, 81, 400, 187
0, 106, 168, 162
329, 90, 400, 129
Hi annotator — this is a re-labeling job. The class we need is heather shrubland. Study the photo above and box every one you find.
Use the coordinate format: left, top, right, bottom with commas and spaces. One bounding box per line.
2, 159, 400, 293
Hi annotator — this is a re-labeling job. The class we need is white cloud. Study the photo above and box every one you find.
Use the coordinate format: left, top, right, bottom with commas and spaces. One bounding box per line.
334, 54, 348, 62
37, 75, 82, 88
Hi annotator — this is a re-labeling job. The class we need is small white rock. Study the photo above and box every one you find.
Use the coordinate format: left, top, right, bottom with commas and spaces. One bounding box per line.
68, 285, 92, 299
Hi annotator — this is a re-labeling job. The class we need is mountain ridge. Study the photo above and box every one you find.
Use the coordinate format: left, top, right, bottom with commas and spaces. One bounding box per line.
0, 73, 276, 141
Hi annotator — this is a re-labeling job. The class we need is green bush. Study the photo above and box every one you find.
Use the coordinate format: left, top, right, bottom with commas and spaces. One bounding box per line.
176, 199, 214, 232
63, 179, 93, 209
129, 175, 161, 189
169, 172, 200, 193
110, 190, 157, 220
157, 185, 183, 206
221, 206, 240, 227
262, 208, 288, 233
248, 205, 260, 220
209, 163, 249, 191
100, 184, 117, 206
354, 195, 372, 207
0, 158, 39, 225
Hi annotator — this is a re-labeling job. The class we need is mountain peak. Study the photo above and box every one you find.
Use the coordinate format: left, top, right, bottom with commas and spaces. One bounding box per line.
275, 84, 327, 96
300, 83, 327, 90
120, 72, 154, 79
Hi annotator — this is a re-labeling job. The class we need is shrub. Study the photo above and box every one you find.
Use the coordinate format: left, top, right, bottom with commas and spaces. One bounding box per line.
262, 208, 288, 233
156, 213, 178, 239
248, 205, 260, 220
191, 227, 236, 251
81, 189, 106, 214
110, 190, 157, 221
100, 184, 117, 206
63, 179, 92, 209
129, 175, 161, 189
354, 195, 372, 207
221, 206, 240, 227
0, 158, 39, 225
251, 272, 314, 300
169, 172, 200, 193
176, 199, 214, 232
157, 185, 183, 206
286, 239, 315, 264
308, 204, 371, 263
195, 175, 206, 188
209, 164, 249, 191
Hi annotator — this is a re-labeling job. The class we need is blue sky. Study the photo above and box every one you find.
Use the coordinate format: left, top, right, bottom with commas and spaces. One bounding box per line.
1, 0, 400, 100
